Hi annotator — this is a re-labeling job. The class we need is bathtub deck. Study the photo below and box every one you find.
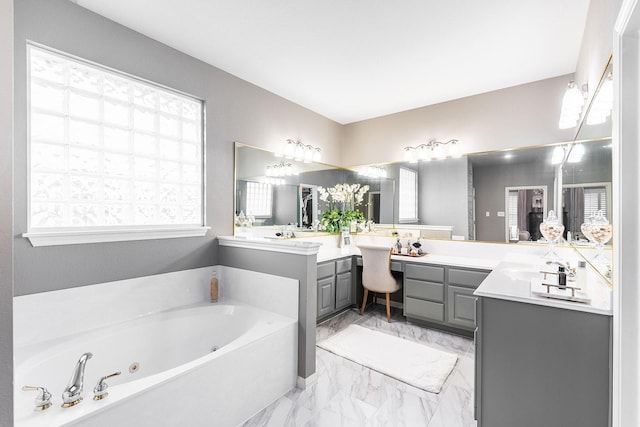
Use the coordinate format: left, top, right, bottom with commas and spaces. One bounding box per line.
242, 305, 475, 427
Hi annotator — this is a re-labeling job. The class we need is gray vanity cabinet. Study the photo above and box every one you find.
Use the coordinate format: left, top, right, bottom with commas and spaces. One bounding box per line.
475, 296, 611, 427
317, 257, 354, 320
447, 268, 490, 330
404, 264, 446, 323
404, 263, 489, 333
317, 275, 335, 318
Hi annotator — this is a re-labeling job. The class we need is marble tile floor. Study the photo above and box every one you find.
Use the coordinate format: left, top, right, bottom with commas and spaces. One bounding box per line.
242, 305, 477, 427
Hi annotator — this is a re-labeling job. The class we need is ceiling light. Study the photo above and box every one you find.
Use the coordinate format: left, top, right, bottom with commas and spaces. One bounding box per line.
403, 139, 461, 162
558, 81, 587, 129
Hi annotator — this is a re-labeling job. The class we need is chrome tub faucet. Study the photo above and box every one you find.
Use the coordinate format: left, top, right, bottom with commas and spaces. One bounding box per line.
62, 352, 93, 408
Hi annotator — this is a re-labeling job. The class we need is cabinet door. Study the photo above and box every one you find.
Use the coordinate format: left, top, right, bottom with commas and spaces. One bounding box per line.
317, 276, 336, 318
335, 271, 353, 310
447, 285, 477, 330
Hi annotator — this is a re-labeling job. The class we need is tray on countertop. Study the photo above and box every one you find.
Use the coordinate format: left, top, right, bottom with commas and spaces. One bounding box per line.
391, 252, 428, 258
530, 278, 591, 304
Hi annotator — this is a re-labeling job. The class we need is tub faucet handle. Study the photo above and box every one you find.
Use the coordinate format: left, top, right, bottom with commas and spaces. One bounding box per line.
22, 385, 53, 411
93, 371, 121, 401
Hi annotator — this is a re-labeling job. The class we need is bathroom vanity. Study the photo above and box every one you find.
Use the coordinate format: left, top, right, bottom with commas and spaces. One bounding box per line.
318, 246, 496, 336
474, 261, 612, 427
317, 256, 355, 320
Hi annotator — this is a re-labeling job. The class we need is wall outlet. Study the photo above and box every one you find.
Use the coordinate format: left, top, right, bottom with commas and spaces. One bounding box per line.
486, 211, 490, 217
497, 211, 505, 217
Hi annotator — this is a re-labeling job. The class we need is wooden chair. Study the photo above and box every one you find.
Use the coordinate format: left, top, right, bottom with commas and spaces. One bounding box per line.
357, 244, 402, 322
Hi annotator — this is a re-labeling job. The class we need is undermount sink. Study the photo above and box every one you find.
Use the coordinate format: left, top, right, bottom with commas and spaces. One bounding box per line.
500, 267, 540, 282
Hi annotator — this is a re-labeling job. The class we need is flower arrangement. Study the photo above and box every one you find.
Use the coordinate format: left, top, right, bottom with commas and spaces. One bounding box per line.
317, 183, 369, 233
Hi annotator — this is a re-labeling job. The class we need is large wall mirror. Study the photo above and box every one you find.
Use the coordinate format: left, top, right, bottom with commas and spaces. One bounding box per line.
233, 62, 612, 279
234, 143, 396, 237
565, 58, 614, 282
234, 137, 612, 242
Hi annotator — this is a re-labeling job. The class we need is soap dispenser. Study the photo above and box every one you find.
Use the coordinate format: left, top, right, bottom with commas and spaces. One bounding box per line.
557, 266, 567, 289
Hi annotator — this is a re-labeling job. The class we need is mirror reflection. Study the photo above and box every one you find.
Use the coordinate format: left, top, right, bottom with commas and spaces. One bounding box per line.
566, 59, 613, 281
234, 138, 612, 245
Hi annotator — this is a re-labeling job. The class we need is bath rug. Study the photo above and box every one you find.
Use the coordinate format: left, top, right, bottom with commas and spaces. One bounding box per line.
317, 324, 457, 393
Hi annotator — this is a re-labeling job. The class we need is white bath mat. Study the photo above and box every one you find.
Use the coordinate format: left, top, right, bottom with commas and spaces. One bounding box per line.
317, 324, 457, 393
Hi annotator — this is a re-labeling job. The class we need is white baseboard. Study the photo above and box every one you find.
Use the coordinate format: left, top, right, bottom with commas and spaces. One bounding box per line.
297, 372, 318, 389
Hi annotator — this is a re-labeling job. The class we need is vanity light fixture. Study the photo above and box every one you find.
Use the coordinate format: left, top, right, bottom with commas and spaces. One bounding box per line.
359, 165, 388, 178
277, 139, 321, 163
403, 139, 461, 163
260, 177, 286, 185
265, 162, 297, 177
586, 72, 613, 125
567, 143, 585, 163
559, 81, 588, 129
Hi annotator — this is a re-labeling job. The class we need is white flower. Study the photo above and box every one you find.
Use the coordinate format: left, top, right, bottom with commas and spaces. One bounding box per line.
319, 182, 369, 207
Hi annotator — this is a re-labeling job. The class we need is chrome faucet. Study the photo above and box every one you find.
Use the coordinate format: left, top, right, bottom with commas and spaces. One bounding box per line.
62, 352, 93, 408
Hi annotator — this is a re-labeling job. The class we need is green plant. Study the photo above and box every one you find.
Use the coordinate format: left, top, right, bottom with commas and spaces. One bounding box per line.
320, 208, 364, 233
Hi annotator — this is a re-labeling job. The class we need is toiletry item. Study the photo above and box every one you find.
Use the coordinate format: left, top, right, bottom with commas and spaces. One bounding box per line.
567, 231, 572, 243
210, 272, 219, 302
395, 238, 402, 253
557, 266, 567, 289
575, 261, 587, 293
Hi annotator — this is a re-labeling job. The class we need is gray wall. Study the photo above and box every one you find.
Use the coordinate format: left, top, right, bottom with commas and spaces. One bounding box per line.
0, 0, 13, 424
273, 185, 299, 225
473, 160, 556, 242
575, 0, 622, 113
562, 144, 613, 185
342, 76, 581, 167
218, 247, 318, 380
418, 157, 469, 238
13, 0, 342, 295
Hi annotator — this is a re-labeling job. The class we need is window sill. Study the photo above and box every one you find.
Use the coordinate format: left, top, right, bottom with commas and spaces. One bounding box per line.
398, 219, 420, 224
23, 226, 210, 247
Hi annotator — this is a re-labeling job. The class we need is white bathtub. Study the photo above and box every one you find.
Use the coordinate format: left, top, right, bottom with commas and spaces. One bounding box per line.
14, 302, 298, 427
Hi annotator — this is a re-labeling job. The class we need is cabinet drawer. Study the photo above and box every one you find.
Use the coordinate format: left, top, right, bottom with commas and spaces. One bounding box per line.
390, 261, 403, 272
405, 264, 445, 282
448, 268, 490, 289
336, 258, 352, 274
317, 261, 335, 279
405, 279, 444, 302
405, 297, 444, 322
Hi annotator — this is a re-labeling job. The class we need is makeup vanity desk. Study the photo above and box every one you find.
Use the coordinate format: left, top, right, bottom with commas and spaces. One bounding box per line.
316, 247, 497, 334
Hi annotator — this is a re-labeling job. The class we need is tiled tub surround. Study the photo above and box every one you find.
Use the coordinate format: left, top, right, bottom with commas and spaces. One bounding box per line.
14, 266, 299, 427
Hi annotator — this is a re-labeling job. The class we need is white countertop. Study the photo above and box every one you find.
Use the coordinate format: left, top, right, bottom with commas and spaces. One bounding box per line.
317, 246, 497, 270
474, 260, 612, 316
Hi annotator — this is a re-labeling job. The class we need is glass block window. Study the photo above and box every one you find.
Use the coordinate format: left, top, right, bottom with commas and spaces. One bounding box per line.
398, 167, 418, 221
245, 182, 273, 217
28, 45, 204, 231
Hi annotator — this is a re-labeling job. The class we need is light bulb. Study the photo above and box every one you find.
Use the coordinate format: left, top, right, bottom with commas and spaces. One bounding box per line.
567, 143, 585, 163
551, 146, 565, 165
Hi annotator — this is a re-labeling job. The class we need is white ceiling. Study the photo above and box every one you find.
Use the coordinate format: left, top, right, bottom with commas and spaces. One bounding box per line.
74, 0, 590, 124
